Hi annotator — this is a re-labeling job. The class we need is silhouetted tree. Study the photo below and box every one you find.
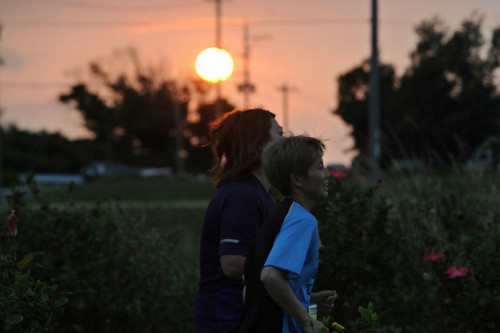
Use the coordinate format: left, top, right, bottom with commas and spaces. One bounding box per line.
59, 49, 183, 168
334, 13, 500, 168
334, 59, 396, 168
59, 48, 235, 172
0, 125, 99, 185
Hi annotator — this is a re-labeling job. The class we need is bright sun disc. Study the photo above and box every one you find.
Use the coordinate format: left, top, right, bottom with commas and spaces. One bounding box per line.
195, 47, 234, 83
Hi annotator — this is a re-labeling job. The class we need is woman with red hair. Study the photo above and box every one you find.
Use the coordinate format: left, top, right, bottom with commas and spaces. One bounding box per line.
194, 108, 284, 333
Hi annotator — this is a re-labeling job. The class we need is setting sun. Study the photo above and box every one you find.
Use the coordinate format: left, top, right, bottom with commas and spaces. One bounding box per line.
195, 47, 234, 83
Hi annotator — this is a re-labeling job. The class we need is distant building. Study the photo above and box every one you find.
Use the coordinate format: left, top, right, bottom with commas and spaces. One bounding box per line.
19, 173, 84, 185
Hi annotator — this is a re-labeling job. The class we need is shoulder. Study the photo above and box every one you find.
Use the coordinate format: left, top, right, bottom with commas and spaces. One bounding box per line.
220, 176, 269, 198
288, 203, 317, 223
209, 177, 272, 212
280, 203, 318, 234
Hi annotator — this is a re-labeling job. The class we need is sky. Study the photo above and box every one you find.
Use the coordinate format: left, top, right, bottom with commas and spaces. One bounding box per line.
1, 0, 499, 166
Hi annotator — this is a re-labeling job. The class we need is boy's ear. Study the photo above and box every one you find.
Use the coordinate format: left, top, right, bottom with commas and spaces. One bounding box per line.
290, 173, 302, 188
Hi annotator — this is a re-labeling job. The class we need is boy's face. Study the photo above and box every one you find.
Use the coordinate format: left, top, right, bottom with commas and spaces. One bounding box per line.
300, 155, 330, 202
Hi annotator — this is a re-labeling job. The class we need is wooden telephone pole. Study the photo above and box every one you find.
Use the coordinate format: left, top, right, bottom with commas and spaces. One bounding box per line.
209, 0, 231, 118
368, 0, 381, 184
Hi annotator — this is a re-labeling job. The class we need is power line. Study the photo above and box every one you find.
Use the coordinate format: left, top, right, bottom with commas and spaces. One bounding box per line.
1, 20, 212, 28
1, 17, 419, 29
3, 17, 497, 31
6, 0, 201, 12
250, 18, 370, 27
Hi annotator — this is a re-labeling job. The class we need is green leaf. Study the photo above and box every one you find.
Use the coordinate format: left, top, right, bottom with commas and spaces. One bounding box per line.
17, 253, 34, 270
479, 297, 489, 306
54, 296, 69, 309
6, 314, 23, 325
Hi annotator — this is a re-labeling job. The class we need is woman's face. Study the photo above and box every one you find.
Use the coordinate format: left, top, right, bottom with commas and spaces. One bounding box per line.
268, 118, 284, 143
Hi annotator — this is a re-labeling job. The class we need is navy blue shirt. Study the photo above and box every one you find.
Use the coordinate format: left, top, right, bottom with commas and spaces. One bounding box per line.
194, 175, 275, 333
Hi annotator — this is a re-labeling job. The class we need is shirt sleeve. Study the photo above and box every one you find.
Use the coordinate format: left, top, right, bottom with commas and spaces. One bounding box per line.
264, 211, 317, 279
219, 187, 265, 257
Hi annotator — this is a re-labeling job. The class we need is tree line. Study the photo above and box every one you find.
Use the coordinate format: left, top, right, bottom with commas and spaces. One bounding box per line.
57, 48, 239, 173
334, 13, 500, 169
1, 48, 236, 185
2, 13, 499, 186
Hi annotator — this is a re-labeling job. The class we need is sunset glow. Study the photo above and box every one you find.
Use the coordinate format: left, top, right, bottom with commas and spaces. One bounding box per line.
2, 1, 499, 166
195, 47, 234, 83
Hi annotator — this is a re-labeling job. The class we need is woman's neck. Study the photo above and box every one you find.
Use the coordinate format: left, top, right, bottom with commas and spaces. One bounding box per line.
252, 168, 271, 192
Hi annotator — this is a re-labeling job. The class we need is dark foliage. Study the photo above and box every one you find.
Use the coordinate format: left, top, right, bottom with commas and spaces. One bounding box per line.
334, 14, 500, 169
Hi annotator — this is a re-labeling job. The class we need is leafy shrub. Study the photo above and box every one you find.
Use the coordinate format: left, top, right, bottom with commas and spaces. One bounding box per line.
7, 170, 499, 332
1, 223, 69, 331
6, 182, 197, 332
313, 171, 500, 332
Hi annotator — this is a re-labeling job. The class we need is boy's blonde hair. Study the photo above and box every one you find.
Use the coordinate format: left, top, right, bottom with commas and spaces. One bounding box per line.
262, 135, 325, 196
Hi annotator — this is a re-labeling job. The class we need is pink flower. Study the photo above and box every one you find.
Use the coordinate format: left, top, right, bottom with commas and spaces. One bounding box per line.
444, 266, 468, 279
7, 210, 17, 237
328, 169, 348, 178
423, 252, 445, 261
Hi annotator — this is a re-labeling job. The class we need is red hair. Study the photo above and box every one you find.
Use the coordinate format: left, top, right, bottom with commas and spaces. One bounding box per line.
209, 108, 276, 187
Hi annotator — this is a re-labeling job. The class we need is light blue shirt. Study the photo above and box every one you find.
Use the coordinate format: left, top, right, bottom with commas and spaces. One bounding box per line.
264, 202, 320, 333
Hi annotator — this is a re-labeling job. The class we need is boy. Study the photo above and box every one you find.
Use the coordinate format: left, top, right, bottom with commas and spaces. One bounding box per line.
239, 135, 336, 333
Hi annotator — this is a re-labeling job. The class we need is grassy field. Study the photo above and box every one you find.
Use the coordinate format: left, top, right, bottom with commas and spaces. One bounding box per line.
16, 176, 216, 263
44, 176, 216, 202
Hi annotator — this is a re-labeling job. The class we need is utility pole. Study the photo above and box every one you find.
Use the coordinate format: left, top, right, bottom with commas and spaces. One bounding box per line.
215, 0, 222, 118
277, 83, 298, 131
209, 0, 231, 118
0, 23, 3, 192
238, 23, 255, 108
172, 83, 185, 175
238, 22, 271, 108
369, 0, 381, 184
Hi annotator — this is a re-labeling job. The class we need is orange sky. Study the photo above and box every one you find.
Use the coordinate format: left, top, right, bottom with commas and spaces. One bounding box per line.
1, 0, 499, 166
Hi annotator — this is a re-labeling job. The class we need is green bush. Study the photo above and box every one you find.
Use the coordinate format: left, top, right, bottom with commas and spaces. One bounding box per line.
6, 170, 499, 332
1, 231, 68, 331
6, 183, 197, 332
314, 171, 500, 332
